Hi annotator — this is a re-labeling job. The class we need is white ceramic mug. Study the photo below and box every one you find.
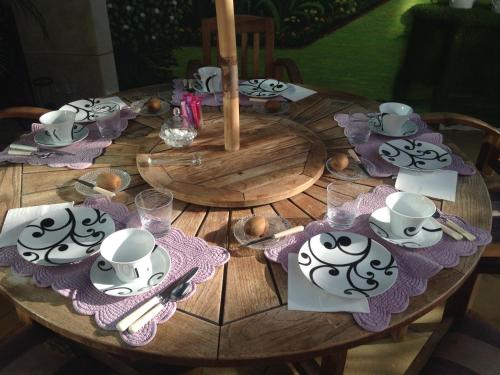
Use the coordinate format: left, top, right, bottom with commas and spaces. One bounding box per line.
379, 102, 413, 116
39, 110, 76, 144
99, 228, 155, 283
493, 0, 500, 13
449, 0, 475, 9
386, 192, 436, 238
194, 66, 222, 93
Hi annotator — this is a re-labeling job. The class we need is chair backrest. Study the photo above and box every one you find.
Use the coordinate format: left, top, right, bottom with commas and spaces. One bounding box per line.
201, 15, 275, 79
421, 112, 500, 177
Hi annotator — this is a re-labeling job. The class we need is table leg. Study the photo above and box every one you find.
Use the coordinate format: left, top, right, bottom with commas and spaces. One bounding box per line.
443, 270, 478, 319
14, 306, 32, 326
391, 325, 408, 341
320, 349, 347, 375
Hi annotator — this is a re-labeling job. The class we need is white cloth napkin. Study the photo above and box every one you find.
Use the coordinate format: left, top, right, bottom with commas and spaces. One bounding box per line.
0, 202, 74, 248
395, 169, 458, 202
281, 84, 317, 102
287, 254, 370, 313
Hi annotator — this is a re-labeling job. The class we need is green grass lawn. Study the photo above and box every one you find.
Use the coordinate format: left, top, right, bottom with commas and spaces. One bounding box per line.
172, 0, 428, 101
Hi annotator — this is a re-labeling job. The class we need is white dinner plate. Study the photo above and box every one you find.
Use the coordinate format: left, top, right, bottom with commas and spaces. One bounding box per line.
378, 139, 452, 171
17, 207, 115, 266
90, 245, 170, 297
369, 207, 443, 248
34, 124, 89, 148
298, 231, 398, 299
60, 98, 127, 123
239, 79, 288, 98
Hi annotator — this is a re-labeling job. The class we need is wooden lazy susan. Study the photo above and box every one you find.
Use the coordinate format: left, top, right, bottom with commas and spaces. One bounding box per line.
137, 113, 326, 207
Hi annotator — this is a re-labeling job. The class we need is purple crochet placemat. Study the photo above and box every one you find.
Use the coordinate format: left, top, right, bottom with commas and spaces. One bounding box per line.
265, 185, 491, 332
333, 113, 476, 177
0, 198, 230, 346
0, 108, 136, 170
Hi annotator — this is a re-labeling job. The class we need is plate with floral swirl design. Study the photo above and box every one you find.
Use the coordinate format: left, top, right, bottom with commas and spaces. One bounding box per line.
17, 207, 115, 266
298, 231, 398, 299
378, 139, 452, 171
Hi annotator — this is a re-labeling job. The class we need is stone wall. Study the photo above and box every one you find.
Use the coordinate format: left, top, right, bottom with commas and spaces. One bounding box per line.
13, 0, 118, 107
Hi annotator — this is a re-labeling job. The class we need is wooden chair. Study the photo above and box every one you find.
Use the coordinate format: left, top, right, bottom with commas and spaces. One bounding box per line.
0, 106, 50, 148
0, 106, 50, 120
421, 112, 500, 273
405, 313, 500, 374
388, 113, 500, 344
186, 15, 303, 83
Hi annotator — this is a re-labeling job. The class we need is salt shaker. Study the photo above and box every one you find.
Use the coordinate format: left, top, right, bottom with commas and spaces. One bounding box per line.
159, 108, 197, 148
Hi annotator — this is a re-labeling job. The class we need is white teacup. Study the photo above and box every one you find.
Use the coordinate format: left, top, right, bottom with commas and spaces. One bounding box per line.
194, 66, 222, 93
379, 102, 413, 116
386, 192, 436, 238
493, 0, 500, 13
449, 0, 475, 9
39, 110, 76, 144
99, 228, 155, 283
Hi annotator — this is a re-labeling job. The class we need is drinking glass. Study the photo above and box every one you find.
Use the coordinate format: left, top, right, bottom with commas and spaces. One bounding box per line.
326, 181, 361, 229
135, 189, 173, 237
92, 102, 121, 138
344, 123, 371, 144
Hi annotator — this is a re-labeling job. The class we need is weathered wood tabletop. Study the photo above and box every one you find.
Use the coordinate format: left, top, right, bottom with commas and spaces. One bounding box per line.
0, 86, 492, 368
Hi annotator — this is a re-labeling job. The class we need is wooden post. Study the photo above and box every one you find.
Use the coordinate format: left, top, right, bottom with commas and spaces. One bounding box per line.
215, 0, 240, 151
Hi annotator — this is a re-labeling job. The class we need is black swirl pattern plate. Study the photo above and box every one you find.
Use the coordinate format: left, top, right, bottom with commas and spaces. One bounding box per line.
17, 207, 115, 266
378, 139, 452, 171
90, 245, 170, 297
369, 207, 443, 248
298, 231, 398, 299
239, 79, 288, 98
60, 98, 126, 123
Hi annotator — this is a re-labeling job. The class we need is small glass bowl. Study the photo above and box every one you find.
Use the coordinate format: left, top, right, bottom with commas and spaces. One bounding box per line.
75, 168, 131, 197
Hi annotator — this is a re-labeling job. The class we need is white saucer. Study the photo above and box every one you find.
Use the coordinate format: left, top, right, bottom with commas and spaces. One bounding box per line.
369, 207, 443, 248
90, 245, 171, 297
34, 124, 89, 148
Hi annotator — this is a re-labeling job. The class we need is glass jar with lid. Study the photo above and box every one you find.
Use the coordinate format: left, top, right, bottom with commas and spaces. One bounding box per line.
159, 107, 197, 148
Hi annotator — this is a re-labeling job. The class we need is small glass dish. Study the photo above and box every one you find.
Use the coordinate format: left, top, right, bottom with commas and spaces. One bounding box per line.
75, 168, 131, 197
325, 154, 369, 181
233, 215, 291, 250
131, 98, 170, 116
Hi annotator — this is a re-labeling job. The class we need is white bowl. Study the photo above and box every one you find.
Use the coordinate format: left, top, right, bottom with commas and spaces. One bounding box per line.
379, 102, 413, 116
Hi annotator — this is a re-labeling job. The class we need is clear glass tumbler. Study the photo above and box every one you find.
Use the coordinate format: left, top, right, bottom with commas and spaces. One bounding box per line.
135, 189, 173, 238
344, 122, 371, 144
326, 181, 361, 229
92, 102, 121, 138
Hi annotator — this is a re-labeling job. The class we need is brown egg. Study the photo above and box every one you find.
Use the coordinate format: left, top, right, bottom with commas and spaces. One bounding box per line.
265, 100, 281, 113
96, 172, 122, 192
244, 216, 269, 237
147, 98, 162, 113
329, 153, 350, 171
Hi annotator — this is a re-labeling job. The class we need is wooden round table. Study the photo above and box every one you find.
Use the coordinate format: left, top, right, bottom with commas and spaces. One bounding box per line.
0, 86, 492, 372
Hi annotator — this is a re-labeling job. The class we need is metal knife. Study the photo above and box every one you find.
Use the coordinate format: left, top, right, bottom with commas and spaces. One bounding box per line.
242, 226, 305, 247
73, 179, 116, 198
10, 143, 75, 156
116, 266, 199, 333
